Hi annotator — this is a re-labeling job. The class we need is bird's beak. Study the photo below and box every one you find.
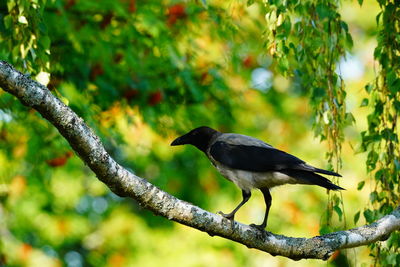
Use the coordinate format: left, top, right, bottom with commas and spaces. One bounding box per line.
170, 135, 188, 146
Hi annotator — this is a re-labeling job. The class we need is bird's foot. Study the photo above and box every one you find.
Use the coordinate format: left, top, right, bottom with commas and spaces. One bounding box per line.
249, 223, 266, 231
217, 211, 234, 220
218, 211, 235, 228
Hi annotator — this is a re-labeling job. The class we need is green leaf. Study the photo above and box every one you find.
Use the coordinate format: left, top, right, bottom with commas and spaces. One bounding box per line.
345, 32, 353, 49
316, 3, 332, 19
319, 224, 332, 235
276, 17, 291, 39
369, 191, 379, 203
333, 205, 343, 221
394, 100, 400, 111
247, 0, 255, 7
367, 150, 379, 171
277, 57, 289, 73
375, 168, 387, 181
386, 253, 398, 265
374, 46, 382, 59
4, 15, 13, 29
39, 36, 51, 50
387, 71, 400, 94
7, 0, 16, 10
363, 209, 375, 223
357, 181, 365, 190
381, 128, 397, 141
395, 159, 400, 171
364, 83, 373, 93
387, 232, 400, 249
311, 87, 326, 100
39, 22, 48, 34
340, 21, 349, 32
282, 17, 291, 34
376, 12, 382, 25
360, 98, 368, 107
357, 0, 363, 6
354, 211, 360, 224
345, 112, 355, 125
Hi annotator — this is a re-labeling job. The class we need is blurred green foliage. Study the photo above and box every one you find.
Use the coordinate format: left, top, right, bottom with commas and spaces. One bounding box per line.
0, 0, 399, 266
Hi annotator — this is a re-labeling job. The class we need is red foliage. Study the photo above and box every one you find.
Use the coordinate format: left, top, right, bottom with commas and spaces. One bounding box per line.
100, 13, 114, 29
89, 63, 104, 81
200, 71, 212, 85
129, 0, 136, 13
114, 53, 124, 63
64, 0, 76, 10
46, 151, 73, 167
148, 91, 163, 106
242, 55, 256, 69
123, 89, 139, 101
0, 129, 7, 141
167, 3, 186, 26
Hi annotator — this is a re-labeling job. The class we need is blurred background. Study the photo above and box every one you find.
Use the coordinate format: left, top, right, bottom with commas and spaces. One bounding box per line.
0, 0, 392, 266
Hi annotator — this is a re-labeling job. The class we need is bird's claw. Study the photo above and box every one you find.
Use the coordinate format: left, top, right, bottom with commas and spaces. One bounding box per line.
218, 211, 235, 229
249, 223, 266, 231
217, 211, 234, 220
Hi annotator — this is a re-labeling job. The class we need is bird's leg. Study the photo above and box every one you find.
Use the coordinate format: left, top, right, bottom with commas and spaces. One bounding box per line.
218, 190, 251, 223
250, 187, 271, 230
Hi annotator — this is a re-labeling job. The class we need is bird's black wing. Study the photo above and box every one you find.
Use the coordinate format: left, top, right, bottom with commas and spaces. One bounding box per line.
209, 141, 305, 172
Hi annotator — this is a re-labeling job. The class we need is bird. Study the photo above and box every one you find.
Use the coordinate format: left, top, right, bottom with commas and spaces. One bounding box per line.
171, 126, 344, 230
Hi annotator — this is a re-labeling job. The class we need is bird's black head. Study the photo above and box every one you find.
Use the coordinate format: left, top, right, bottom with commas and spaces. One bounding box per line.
171, 126, 219, 152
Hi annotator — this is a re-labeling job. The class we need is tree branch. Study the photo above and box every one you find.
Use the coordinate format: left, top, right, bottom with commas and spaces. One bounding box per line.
0, 61, 399, 260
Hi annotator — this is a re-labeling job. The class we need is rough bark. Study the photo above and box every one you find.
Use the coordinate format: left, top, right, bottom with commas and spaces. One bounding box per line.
0, 60, 399, 260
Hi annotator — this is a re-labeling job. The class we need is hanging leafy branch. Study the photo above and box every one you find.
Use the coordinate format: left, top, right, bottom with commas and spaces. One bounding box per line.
2, 0, 50, 74
261, 0, 352, 232
359, 1, 400, 264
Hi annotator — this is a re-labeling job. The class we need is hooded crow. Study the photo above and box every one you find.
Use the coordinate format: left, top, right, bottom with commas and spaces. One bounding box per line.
171, 126, 344, 230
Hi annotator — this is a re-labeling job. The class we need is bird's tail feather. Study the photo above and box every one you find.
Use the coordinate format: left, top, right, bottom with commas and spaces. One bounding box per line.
296, 164, 342, 177
281, 170, 344, 190
312, 168, 342, 177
